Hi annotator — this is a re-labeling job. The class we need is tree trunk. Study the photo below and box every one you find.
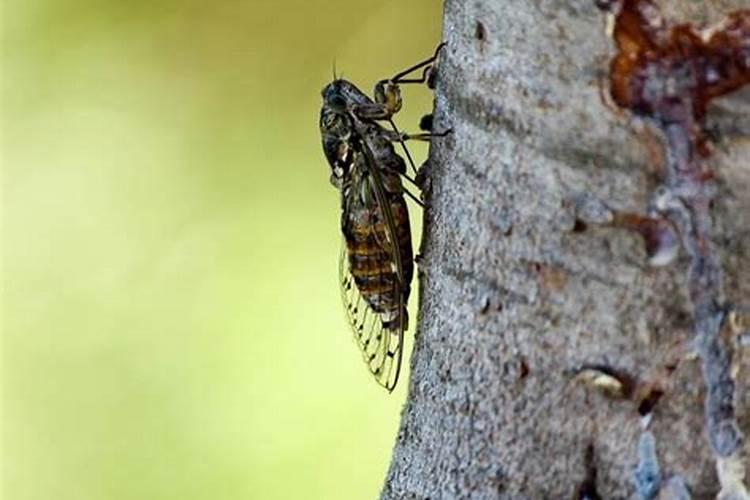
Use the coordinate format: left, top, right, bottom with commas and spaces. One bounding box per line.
382, 1, 750, 498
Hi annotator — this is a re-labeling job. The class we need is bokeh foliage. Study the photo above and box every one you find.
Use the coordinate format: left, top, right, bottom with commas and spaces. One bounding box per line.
2, 1, 441, 498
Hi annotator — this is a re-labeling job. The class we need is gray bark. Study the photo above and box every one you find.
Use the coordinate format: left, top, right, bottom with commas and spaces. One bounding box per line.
382, 1, 750, 499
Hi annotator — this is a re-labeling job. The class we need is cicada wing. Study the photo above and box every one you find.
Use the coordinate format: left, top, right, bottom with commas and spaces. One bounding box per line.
336, 129, 411, 391
339, 241, 405, 391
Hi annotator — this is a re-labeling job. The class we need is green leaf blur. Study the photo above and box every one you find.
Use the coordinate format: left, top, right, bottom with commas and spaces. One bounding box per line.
2, 1, 441, 499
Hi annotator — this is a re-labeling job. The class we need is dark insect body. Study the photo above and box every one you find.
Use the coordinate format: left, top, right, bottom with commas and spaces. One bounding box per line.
319, 46, 445, 390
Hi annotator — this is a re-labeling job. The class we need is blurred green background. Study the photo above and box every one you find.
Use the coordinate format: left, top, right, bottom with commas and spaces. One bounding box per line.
3, 1, 441, 499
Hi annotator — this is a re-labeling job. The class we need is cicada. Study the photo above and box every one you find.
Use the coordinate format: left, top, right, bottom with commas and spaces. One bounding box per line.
319, 45, 446, 391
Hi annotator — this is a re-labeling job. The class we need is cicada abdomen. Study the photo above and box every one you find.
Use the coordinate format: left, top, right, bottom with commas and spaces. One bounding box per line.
339, 155, 413, 389
344, 198, 413, 331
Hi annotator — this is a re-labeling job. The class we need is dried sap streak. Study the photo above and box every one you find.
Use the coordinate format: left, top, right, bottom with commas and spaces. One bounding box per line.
604, 0, 750, 147
597, 0, 750, 458
318, 44, 445, 391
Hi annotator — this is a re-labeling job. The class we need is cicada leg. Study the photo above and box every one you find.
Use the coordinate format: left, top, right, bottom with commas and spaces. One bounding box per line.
388, 42, 445, 85
353, 43, 446, 122
383, 123, 452, 178
399, 128, 453, 142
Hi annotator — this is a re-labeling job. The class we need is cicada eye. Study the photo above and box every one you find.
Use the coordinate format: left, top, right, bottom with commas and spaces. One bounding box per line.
330, 94, 347, 111
323, 83, 348, 111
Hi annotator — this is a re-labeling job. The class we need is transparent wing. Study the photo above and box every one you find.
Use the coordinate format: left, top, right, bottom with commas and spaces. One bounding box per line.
339, 242, 405, 391
335, 126, 411, 391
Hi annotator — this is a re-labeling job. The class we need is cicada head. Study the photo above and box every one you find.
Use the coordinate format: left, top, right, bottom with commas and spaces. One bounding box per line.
321, 79, 372, 114
321, 80, 349, 114
320, 80, 357, 189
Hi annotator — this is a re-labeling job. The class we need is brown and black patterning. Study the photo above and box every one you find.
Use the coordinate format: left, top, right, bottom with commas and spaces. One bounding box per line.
320, 78, 413, 391
319, 46, 445, 390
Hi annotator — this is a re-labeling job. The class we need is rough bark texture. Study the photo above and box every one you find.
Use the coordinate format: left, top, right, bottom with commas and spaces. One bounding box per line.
382, 1, 750, 498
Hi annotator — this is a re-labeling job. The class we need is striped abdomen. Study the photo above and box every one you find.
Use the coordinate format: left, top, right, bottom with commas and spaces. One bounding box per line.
344, 195, 413, 330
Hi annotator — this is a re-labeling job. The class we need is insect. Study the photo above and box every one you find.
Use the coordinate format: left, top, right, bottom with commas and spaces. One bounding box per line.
319, 45, 447, 390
